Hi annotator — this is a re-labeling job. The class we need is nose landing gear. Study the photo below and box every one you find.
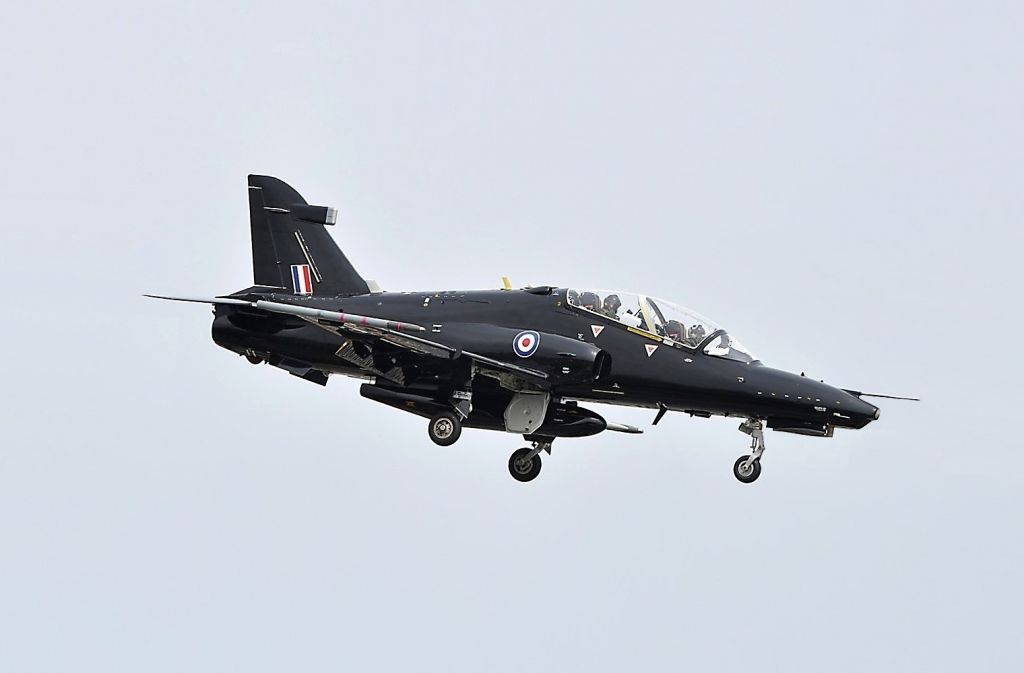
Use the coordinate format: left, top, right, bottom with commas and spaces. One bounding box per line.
734, 419, 766, 484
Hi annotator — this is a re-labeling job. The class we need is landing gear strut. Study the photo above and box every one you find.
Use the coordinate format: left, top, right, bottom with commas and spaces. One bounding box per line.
449, 359, 475, 420
427, 411, 462, 446
734, 419, 766, 484
508, 440, 551, 482
427, 360, 476, 447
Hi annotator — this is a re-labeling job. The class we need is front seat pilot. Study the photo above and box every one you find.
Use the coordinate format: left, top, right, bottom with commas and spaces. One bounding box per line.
579, 291, 601, 312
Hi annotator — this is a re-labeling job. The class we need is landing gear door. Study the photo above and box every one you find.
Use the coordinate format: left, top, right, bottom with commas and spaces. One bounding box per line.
504, 392, 550, 434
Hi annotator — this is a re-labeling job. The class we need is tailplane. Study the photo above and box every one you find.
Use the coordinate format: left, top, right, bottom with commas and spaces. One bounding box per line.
247, 175, 369, 296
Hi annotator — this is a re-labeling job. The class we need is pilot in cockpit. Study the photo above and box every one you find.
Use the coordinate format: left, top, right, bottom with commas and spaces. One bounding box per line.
579, 291, 601, 312
687, 323, 707, 346
600, 294, 621, 319
665, 320, 685, 342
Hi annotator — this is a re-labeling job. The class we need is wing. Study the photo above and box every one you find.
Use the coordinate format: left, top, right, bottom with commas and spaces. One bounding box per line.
250, 300, 549, 381
145, 294, 549, 382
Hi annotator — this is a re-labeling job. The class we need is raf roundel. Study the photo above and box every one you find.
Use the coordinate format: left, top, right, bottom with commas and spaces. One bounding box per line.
513, 330, 541, 358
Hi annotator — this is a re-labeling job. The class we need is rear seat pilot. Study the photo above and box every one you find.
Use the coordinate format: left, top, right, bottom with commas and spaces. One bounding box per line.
600, 294, 622, 319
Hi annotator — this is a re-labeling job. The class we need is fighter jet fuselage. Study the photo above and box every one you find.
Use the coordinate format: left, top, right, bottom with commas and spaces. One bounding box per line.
212, 288, 878, 430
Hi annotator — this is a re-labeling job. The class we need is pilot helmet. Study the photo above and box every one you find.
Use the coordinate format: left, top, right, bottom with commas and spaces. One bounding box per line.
579, 291, 600, 310
566, 289, 580, 306
603, 294, 621, 313
665, 320, 684, 341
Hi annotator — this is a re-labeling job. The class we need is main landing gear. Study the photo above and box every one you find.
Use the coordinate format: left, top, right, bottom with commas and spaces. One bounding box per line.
428, 361, 474, 447
508, 441, 551, 483
426, 411, 551, 483
734, 419, 766, 484
427, 411, 462, 446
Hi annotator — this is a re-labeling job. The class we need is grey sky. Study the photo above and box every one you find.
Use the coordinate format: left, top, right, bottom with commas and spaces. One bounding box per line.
1, 1, 1022, 671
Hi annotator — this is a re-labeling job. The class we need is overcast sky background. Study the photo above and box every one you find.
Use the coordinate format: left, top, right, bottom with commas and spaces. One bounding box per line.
1, 1, 1022, 671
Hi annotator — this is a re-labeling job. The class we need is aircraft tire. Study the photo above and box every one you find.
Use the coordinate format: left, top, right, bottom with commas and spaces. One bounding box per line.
508, 448, 542, 482
733, 455, 761, 483
245, 354, 263, 365
428, 412, 462, 446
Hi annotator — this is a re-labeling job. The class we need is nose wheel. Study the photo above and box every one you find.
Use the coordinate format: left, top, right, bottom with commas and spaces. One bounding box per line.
734, 419, 766, 484
733, 455, 762, 483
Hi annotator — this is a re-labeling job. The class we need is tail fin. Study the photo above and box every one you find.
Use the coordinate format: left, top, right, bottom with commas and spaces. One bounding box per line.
247, 175, 369, 297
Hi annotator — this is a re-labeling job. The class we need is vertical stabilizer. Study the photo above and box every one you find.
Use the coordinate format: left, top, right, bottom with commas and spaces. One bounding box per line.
247, 175, 369, 296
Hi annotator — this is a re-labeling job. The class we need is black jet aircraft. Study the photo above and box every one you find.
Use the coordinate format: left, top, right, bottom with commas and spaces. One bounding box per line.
151, 175, 914, 484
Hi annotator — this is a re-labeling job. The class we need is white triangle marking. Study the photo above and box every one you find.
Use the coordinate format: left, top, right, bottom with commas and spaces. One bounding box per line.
591, 325, 605, 338
645, 344, 658, 357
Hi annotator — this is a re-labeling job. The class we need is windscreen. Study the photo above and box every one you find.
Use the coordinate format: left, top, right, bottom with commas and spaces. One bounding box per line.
703, 333, 758, 363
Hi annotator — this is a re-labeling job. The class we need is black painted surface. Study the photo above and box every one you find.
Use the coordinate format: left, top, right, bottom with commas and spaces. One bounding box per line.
198, 176, 880, 441
213, 285, 878, 433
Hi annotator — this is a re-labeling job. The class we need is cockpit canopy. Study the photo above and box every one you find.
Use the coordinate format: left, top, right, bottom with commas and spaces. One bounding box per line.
566, 288, 759, 363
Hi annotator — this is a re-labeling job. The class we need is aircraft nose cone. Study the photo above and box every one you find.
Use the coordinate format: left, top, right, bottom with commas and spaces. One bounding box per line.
841, 391, 880, 428
741, 367, 880, 430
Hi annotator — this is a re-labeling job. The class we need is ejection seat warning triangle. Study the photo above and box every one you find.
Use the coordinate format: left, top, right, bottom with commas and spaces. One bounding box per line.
591, 325, 605, 338
645, 344, 658, 357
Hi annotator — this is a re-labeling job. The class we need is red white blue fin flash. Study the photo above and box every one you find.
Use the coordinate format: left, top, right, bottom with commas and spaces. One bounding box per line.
291, 264, 313, 295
